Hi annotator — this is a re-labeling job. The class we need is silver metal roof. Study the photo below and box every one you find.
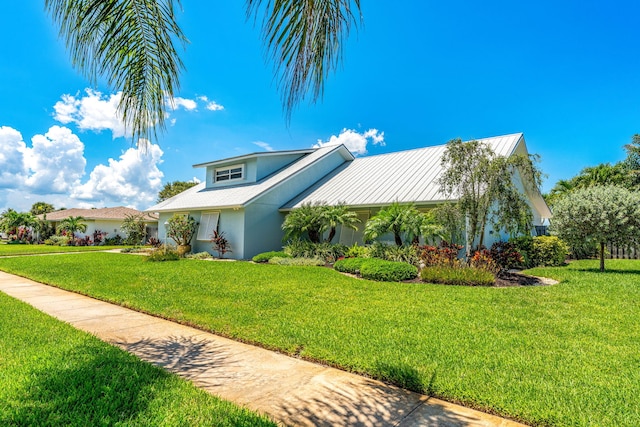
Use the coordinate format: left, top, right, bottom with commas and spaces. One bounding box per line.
282, 133, 525, 210
146, 145, 352, 213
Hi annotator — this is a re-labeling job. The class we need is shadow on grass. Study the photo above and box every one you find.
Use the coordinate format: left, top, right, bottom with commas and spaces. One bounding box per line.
1, 342, 169, 426
572, 267, 640, 275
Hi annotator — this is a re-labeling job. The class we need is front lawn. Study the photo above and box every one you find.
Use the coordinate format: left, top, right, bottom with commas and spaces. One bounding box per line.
0, 291, 275, 426
0, 244, 129, 256
0, 254, 638, 426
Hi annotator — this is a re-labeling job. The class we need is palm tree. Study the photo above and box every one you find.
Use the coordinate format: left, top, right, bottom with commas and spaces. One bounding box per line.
45, 1, 362, 145
364, 202, 422, 247
59, 216, 87, 238
282, 202, 328, 243
0, 210, 40, 236
324, 203, 360, 243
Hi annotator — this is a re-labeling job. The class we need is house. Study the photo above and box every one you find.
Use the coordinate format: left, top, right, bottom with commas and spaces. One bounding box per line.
40, 207, 159, 240
146, 133, 551, 259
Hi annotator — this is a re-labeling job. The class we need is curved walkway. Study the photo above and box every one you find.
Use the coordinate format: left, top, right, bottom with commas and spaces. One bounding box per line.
0, 270, 526, 427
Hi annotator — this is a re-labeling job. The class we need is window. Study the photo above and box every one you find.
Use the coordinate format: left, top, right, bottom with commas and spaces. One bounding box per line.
196, 212, 220, 241
214, 164, 243, 183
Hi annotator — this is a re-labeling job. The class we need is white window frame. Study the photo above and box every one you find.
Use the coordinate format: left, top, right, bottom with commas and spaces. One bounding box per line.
214, 164, 244, 183
196, 212, 220, 241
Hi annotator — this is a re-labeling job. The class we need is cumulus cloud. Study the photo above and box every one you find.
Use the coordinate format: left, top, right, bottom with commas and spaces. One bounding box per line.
198, 95, 225, 111
253, 141, 275, 152
0, 125, 165, 212
314, 128, 385, 156
54, 89, 127, 138
167, 96, 197, 111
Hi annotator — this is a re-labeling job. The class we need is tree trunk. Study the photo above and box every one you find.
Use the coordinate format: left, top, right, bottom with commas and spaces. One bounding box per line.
309, 229, 320, 243
394, 233, 403, 247
327, 227, 336, 243
600, 241, 605, 272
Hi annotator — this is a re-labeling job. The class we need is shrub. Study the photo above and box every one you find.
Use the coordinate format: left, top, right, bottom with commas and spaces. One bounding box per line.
44, 235, 71, 246
252, 251, 290, 263
419, 241, 463, 267
104, 235, 124, 246
345, 243, 368, 258
211, 230, 232, 258
531, 235, 568, 267
510, 235, 534, 267
359, 259, 418, 282
147, 237, 162, 248
469, 249, 500, 274
186, 251, 213, 260
146, 246, 180, 262
268, 257, 325, 266
284, 239, 347, 262
420, 266, 495, 286
489, 241, 524, 270
334, 257, 368, 274
367, 242, 419, 265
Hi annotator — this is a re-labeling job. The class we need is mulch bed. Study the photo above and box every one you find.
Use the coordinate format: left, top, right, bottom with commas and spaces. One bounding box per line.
494, 271, 546, 287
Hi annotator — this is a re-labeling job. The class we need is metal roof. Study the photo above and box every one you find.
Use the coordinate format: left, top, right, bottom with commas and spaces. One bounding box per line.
282, 133, 525, 210
146, 145, 353, 213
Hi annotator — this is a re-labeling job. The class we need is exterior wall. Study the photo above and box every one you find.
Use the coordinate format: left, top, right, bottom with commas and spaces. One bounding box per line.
204, 153, 306, 188
255, 154, 306, 181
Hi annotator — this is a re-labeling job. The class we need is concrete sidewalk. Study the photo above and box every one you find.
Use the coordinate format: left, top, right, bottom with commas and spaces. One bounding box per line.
0, 270, 526, 427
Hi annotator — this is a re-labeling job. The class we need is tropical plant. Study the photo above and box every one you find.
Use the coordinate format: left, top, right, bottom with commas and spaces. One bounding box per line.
59, 216, 87, 238
211, 230, 232, 258
323, 203, 360, 242
282, 202, 328, 243
363, 202, 422, 246
0, 210, 40, 239
252, 251, 290, 263
550, 185, 640, 271
439, 138, 542, 253
166, 214, 197, 247
45, 0, 362, 145
121, 214, 147, 245
157, 180, 198, 202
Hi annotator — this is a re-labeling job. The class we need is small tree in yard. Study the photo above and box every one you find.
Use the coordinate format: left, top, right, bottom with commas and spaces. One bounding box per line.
166, 214, 197, 247
364, 202, 424, 246
324, 203, 360, 242
59, 216, 87, 238
439, 138, 543, 254
121, 214, 147, 245
550, 185, 640, 272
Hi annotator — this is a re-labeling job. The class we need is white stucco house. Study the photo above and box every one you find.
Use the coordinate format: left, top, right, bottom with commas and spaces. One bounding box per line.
146, 133, 551, 259
40, 207, 159, 240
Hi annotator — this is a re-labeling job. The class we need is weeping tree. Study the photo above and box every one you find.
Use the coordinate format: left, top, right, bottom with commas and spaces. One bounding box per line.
439, 139, 543, 254
46, 0, 362, 145
550, 185, 640, 272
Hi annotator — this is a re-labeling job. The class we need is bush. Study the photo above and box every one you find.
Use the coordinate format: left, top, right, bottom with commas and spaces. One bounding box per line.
531, 235, 568, 267
334, 257, 368, 274
359, 259, 417, 282
283, 239, 347, 262
367, 242, 420, 265
268, 257, 325, 266
252, 251, 290, 263
469, 249, 500, 274
489, 241, 524, 270
419, 241, 464, 267
146, 246, 180, 262
421, 266, 495, 286
44, 235, 71, 246
510, 235, 534, 267
104, 235, 124, 246
345, 243, 368, 258
186, 251, 213, 260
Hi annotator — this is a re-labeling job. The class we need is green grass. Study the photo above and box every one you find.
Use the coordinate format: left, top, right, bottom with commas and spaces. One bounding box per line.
0, 254, 639, 426
0, 291, 275, 426
0, 244, 128, 256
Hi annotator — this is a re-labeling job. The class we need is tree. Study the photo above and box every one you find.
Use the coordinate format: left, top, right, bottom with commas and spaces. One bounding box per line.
59, 216, 87, 238
166, 214, 197, 246
46, 1, 362, 145
323, 203, 360, 243
363, 202, 423, 247
282, 202, 329, 243
157, 181, 198, 203
121, 213, 147, 245
30, 202, 55, 216
439, 139, 542, 253
0, 210, 40, 237
550, 185, 640, 272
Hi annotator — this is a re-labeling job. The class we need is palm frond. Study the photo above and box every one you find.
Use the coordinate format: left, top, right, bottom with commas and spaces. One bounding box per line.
247, 0, 362, 121
46, 0, 187, 146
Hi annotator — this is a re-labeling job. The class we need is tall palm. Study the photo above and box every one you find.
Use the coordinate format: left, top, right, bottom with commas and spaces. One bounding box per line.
46, 1, 362, 145
323, 203, 360, 243
59, 216, 88, 238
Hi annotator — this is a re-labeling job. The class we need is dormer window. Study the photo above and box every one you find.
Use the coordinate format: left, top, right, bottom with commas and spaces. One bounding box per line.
215, 164, 244, 183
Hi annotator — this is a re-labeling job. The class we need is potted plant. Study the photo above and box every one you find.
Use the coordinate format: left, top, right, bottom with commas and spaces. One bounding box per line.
166, 214, 197, 256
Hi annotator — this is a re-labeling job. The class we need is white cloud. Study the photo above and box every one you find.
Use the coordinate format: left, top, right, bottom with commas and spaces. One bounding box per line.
24, 126, 86, 194
167, 96, 198, 111
0, 125, 165, 212
54, 89, 127, 138
71, 144, 164, 208
0, 126, 28, 187
253, 141, 275, 151
205, 101, 224, 111
314, 128, 385, 156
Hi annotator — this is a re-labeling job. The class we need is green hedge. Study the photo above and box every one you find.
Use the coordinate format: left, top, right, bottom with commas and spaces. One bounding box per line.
359, 259, 417, 282
420, 266, 495, 286
268, 257, 325, 266
252, 251, 290, 263
334, 257, 368, 274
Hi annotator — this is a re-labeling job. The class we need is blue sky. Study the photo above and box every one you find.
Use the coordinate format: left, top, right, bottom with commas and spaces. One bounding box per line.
1, 1, 639, 212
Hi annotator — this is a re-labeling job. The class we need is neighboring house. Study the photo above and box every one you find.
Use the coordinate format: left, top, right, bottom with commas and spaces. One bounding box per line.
40, 207, 159, 240
147, 133, 551, 259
